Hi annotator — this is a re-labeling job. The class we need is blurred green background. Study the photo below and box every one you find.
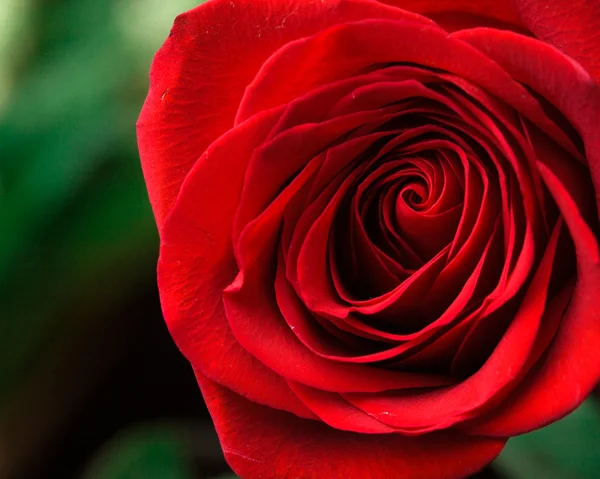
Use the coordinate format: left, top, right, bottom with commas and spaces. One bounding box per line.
0, 0, 597, 477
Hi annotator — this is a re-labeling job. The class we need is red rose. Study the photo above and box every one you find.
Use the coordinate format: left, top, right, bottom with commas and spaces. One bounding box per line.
137, 1, 600, 477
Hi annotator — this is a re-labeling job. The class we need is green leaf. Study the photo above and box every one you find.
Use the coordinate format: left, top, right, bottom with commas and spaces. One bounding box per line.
83, 424, 194, 479
493, 399, 600, 479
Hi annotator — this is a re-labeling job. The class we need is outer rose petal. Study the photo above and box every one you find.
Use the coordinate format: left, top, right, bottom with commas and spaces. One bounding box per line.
377, 0, 521, 25
461, 163, 600, 436
454, 28, 600, 434
234, 17, 575, 158
513, 0, 600, 83
452, 28, 600, 211
158, 106, 316, 420
197, 372, 506, 479
136, 0, 431, 230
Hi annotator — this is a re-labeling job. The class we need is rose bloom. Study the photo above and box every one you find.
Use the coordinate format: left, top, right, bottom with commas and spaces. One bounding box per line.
137, 0, 600, 477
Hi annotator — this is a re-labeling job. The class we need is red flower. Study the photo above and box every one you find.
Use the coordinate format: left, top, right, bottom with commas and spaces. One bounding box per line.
137, 1, 600, 477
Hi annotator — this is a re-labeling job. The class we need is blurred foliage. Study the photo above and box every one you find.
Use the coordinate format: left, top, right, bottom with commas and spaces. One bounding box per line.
494, 399, 600, 479
84, 424, 194, 479
0, 0, 199, 403
0, 0, 598, 477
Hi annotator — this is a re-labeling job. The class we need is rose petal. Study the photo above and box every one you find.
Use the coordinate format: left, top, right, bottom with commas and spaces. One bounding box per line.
137, 0, 432, 229
159, 107, 316, 419
513, 0, 600, 83
224, 262, 449, 392
377, 0, 520, 26
197, 372, 506, 479
345, 219, 563, 433
288, 382, 397, 434
453, 27, 600, 213
464, 152, 600, 435
238, 19, 581, 158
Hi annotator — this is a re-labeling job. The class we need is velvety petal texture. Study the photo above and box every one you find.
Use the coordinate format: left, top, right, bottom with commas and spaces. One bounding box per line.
513, 0, 600, 83
198, 372, 505, 479
137, 0, 432, 231
138, 0, 600, 478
